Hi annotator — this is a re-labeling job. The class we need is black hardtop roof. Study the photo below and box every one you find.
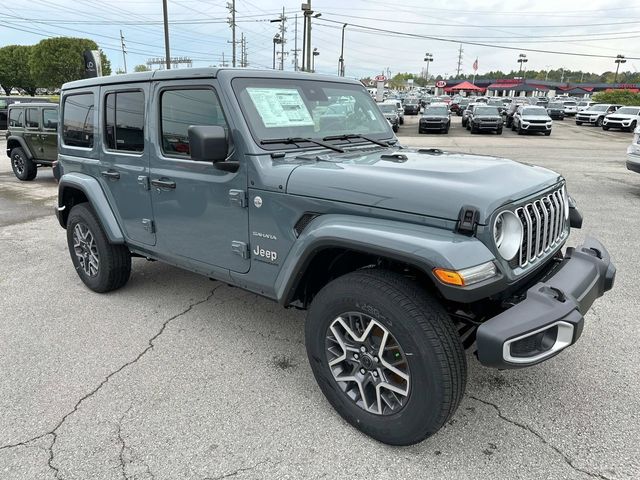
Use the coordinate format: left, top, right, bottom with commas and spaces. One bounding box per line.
61, 67, 361, 91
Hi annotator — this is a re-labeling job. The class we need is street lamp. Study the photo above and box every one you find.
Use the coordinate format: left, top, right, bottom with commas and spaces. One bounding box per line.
272, 33, 281, 70
614, 54, 626, 83
338, 23, 347, 77
517, 53, 528, 79
423, 53, 433, 81
312, 47, 319, 72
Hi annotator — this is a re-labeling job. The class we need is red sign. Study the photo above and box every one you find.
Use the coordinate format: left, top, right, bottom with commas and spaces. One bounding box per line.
374, 75, 386, 82
436, 80, 446, 88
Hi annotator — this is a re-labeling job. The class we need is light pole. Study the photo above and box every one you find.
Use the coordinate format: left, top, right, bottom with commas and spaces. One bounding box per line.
272, 33, 281, 70
423, 53, 433, 82
614, 54, 626, 83
338, 23, 347, 76
312, 47, 319, 73
517, 53, 528, 79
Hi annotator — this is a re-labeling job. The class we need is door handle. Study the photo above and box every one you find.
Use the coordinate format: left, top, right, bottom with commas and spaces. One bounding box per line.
100, 170, 120, 180
151, 178, 176, 190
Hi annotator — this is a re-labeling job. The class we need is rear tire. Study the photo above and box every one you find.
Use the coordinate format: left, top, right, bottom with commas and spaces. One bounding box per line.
10, 147, 37, 181
66, 203, 131, 293
305, 269, 466, 446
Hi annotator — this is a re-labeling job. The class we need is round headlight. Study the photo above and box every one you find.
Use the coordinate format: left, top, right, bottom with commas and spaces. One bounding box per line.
493, 211, 522, 261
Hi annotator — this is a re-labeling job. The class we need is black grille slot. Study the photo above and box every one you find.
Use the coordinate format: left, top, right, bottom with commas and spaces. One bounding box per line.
294, 213, 319, 237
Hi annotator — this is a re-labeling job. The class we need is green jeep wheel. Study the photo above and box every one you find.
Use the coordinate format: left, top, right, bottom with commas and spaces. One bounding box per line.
10, 147, 37, 181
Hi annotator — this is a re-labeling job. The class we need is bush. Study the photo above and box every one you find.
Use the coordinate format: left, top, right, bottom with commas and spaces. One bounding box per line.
592, 90, 640, 106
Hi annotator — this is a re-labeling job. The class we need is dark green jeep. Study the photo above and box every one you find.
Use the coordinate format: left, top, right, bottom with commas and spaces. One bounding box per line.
55, 68, 615, 445
5, 102, 59, 180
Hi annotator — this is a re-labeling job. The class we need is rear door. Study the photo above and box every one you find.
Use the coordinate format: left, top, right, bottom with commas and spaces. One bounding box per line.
41, 107, 58, 161
98, 84, 155, 246
24, 107, 43, 159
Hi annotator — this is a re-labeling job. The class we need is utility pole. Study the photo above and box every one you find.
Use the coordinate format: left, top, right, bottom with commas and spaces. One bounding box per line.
270, 8, 287, 70
456, 44, 463, 78
120, 30, 127, 73
227, 1, 236, 67
162, 0, 171, 69
614, 54, 626, 83
301, 1, 318, 72
424, 53, 433, 81
292, 14, 300, 71
338, 23, 347, 76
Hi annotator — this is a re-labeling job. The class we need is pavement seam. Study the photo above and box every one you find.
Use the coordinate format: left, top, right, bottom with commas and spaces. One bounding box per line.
0, 284, 222, 477
116, 406, 134, 480
469, 395, 613, 480
202, 459, 274, 480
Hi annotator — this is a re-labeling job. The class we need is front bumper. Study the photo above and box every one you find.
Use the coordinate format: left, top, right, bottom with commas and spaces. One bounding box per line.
576, 115, 598, 124
520, 122, 551, 131
473, 121, 502, 130
604, 119, 632, 128
476, 237, 615, 369
420, 120, 448, 130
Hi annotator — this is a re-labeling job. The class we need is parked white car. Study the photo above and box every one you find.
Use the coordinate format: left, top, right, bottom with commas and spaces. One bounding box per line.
562, 99, 578, 116
627, 125, 640, 173
575, 104, 622, 127
603, 106, 640, 132
577, 100, 596, 112
511, 105, 553, 135
384, 99, 405, 125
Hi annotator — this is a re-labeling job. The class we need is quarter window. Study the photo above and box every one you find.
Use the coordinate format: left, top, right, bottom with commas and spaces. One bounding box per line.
160, 89, 227, 157
8, 108, 23, 127
43, 108, 58, 130
104, 91, 145, 152
63, 93, 95, 148
26, 108, 40, 129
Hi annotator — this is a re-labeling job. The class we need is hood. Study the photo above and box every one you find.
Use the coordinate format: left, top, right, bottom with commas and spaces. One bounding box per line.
581, 109, 607, 115
523, 114, 551, 120
607, 113, 635, 119
286, 148, 561, 223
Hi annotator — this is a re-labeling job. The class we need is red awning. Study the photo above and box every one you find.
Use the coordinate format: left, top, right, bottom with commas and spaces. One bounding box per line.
446, 81, 485, 91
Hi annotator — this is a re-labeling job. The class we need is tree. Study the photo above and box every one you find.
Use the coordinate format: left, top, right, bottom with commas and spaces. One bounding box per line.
134, 64, 151, 72
0, 45, 37, 95
29, 37, 111, 88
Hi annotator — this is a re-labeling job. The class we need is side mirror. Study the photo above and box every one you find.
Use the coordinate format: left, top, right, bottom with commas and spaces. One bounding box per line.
188, 125, 228, 163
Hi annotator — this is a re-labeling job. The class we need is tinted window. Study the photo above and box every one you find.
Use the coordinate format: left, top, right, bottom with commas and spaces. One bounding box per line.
425, 106, 448, 115
63, 93, 95, 148
43, 108, 58, 130
105, 91, 145, 152
8, 108, 23, 127
379, 104, 396, 113
26, 108, 40, 128
475, 106, 500, 115
522, 108, 547, 115
161, 89, 227, 157
614, 107, 640, 115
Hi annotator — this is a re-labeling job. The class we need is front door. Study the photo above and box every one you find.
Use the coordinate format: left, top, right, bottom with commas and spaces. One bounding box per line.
41, 107, 59, 161
98, 84, 155, 246
24, 107, 43, 160
148, 81, 249, 273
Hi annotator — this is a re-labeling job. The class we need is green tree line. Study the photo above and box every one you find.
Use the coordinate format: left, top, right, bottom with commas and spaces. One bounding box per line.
0, 37, 111, 95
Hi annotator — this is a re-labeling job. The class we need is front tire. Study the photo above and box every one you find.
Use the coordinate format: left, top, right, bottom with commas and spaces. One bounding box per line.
596, 116, 604, 127
66, 203, 131, 293
305, 269, 467, 446
10, 147, 37, 181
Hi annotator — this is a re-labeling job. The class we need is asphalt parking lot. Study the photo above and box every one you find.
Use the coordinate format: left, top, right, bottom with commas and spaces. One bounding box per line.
1, 116, 639, 480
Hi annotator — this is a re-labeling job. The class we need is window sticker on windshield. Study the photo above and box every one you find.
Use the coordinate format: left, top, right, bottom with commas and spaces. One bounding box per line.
247, 88, 314, 127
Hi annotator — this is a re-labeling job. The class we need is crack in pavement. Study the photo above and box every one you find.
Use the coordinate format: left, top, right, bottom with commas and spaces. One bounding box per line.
0, 284, 222, 478
116, 406, 133, 480
203, 460, 275, 480
469, 395, 613, 480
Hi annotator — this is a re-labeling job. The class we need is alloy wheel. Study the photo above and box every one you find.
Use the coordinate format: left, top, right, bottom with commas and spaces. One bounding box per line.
72, 223, 100, 277
12, 153, 25, 175
325, 312, 410, 415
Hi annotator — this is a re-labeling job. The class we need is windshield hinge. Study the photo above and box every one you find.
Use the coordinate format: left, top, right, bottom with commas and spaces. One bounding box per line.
229, 189, 247, 208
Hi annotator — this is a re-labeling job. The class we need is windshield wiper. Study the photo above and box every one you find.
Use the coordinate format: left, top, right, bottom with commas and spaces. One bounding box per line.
260, 137, 344, 153
322, 134, 391, 148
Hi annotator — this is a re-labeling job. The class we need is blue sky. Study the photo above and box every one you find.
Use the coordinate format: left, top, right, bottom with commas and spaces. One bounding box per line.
1, 0, 639, 80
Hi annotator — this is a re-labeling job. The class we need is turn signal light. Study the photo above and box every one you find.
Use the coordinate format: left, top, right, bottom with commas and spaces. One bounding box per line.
433, 268, 465, 286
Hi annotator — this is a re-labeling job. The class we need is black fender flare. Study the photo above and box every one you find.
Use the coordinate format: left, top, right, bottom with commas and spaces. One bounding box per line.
6, 135, 34, 159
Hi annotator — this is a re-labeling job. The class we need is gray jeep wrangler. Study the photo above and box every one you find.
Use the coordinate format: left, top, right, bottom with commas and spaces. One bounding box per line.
55, 69, 615, 446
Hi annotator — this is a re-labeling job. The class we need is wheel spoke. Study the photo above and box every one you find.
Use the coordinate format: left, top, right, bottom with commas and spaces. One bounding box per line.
325, 311, 411, 416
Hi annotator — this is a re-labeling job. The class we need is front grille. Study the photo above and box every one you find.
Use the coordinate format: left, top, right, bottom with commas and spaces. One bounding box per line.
514, 187, 567, 268
529, 119, 547, 124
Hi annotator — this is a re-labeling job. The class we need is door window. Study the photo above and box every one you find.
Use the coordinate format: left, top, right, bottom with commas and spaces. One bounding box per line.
8, 108, 23, 127
160, 89, 227, 158
104, 91, 145, 152
26, 108, 40, 129
43, 108, 58, 130
63, 93, 95, 148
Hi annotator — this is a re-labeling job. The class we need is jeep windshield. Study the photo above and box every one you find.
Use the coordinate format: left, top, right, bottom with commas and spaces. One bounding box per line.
232, 78, 393, 150
424, 106, 448, 116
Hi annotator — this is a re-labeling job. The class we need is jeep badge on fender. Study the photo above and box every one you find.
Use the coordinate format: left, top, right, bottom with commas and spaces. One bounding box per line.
55, 68, 615, 446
